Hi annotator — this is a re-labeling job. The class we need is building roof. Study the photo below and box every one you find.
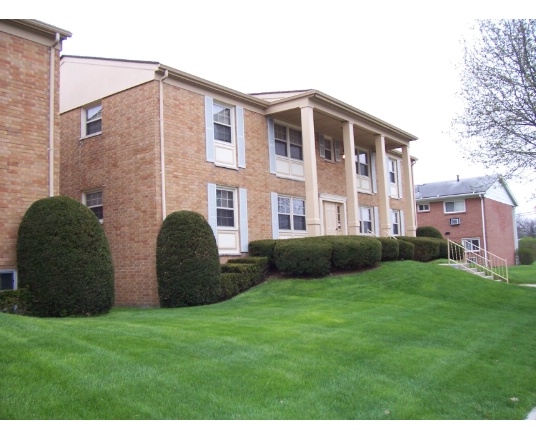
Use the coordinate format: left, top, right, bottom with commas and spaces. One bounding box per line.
415, 174, 518, 206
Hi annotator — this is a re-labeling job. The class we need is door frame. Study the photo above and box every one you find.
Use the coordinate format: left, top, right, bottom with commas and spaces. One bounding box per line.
319, 193, 347, 236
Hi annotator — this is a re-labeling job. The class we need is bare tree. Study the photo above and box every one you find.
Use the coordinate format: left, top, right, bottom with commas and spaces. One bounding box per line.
517, 215, 536, 238
453, 20, 536, 179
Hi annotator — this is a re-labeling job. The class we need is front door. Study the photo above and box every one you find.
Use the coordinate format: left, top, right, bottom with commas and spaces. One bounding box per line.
324, 202, 342, 236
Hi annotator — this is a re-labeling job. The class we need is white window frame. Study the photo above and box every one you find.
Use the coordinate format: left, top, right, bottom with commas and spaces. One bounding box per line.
444, 200, 466, 214
0, 270, 17, 291
277, 196, 307, 234
355, 148, 372, 193
392, 210, 401, 236
359, 206, 375, 235
417, 203, 430, 212
462, 238, 480, 251
274, 123, 303, 161
83, 190, 103, 223
271, 121, 305, 181
213, 102, 235, 145
216, 187, 237, 229
323, 136, 334, 162
388, 157, 402, 198
81, 102, 102, 138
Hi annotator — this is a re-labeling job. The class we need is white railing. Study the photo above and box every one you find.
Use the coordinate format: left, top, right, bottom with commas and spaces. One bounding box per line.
447, 239, 509, 283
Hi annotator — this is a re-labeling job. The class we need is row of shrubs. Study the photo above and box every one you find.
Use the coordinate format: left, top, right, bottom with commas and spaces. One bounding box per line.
517, 237, 536, 265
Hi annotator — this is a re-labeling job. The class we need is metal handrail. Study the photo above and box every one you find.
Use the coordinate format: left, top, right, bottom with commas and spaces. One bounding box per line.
447, 239, 508, 283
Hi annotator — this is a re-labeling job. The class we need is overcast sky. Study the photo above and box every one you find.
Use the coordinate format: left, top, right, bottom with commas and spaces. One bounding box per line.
9, 1, 536, 214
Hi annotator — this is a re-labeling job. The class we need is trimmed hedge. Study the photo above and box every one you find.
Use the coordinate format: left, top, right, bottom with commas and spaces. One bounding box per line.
156, 210, 221, 307
398, 239, 415, 260
378, 237, 399, 261
0, 289, 28, 315
221, 263, 258, 292
519, 237, 536, 257
249, 239, 277, 269
398, 236, 440, 262
326, 236, 381, 270
226, 257, 269, 286
16, 196, 114, 317
416, 226, 443, 239
428, 238, 449, 259
274, 238, 332, 277
517, 247, 535, 265
219, 273, 241, 301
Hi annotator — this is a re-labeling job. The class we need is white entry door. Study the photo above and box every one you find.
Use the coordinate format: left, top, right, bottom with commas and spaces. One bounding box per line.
324, 202, 342, 236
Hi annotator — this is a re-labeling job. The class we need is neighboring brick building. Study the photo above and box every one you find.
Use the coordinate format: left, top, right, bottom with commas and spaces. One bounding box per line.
415, 175, 518, 265
60, 55, 419, 307
0, 20, 71, 291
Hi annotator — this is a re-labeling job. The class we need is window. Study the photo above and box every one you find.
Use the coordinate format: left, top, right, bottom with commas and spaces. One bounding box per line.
444, 200, 465, 213
275, 124, 303, 160
84, 191, 103, 223
418, 203, 430, 212
388, 158, 401, 198
389, 159, 397, 184
83, 103, 102, 137
355, 149, 373, 192
359, 207, 374, 234
392, 210, 400, 236
0, 270, 17, 291
463, 238, 480, 251
278, 196, 306, 232
319, 135, 335, 162
205, 97, 245, 169
324, 138, 333, 161
216, 189, 235, 227
213, 103, 233, 143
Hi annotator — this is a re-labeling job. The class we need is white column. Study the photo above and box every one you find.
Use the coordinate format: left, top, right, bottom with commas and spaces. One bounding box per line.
374, 135, 391, 237
401, 144, 417, 236
301, 106, 321, 236
343, 122, 359, 235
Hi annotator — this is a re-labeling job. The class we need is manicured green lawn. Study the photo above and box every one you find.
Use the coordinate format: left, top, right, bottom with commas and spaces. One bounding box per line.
1, 260, 535, 419
508, 262, 536, 285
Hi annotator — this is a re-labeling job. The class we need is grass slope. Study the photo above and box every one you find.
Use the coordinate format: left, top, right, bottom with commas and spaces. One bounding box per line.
1, 261, 535, 420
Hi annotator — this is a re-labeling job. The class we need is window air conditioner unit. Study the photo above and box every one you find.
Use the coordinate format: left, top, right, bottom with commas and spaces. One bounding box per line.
450, 218, 461, 226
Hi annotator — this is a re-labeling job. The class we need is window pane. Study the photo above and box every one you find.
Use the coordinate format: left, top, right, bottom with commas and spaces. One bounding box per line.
445, 202, 454, 212
87, 105, 102, 122
214, 123, 232, 143
293, 215, 306, 231
278, 214, 291, 230
217, 190, 234, 208
292, 199, 305, 216
86, 120, 102, 135
213, 104, 231, 125
278, 197, 290, 214
289, 129, 302, 146
324, 139, 332, 161
90, 206, 103, 220
275, 140, 287, 156
290, 144, 302, 160
217, 209, 234, 227
0, 272, 14, 290
358, 152, 369, 176
275, 124, 287, 141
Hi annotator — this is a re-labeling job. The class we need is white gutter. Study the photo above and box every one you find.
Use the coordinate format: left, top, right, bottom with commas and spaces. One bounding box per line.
48, 32, 60, 197
159, 69, 169, 220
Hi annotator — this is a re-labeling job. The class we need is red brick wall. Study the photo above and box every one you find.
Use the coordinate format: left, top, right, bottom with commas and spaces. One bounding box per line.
483, 198, 517, 265
1, 30, 60, 273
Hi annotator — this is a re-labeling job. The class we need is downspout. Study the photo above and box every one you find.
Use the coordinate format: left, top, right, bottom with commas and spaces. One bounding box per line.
480, 194, 488, 259
48, 32, 60, 197
159, 69, 169, 220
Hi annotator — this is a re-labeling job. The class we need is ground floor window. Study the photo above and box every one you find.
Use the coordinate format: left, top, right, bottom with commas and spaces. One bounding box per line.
359, 207, 374, 235
278, 196, 306, 232
392, 210, 400, 236
463, 238, 480, 251
0, 270, 17, 290
84, 190, 103, 223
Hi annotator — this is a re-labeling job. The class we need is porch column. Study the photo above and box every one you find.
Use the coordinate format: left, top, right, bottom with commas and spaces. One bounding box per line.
301, 106, 321, 236
374, 135, 391, 237
401, 144, 417, 236
343, 122, 359, 235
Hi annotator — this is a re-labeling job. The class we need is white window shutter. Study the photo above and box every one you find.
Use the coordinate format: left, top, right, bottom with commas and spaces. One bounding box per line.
237, 107, 245, 168
334, 140, 342, 162
268, 118, 276, 174
271, 192, 279, 239
204, 96, 215, 163
373, 207, 380, 236
319, 134, 326, 159
207, 183, 217, 237
371, 152, 377, 193
239, 188, 248, 252
400, 210, 405, 236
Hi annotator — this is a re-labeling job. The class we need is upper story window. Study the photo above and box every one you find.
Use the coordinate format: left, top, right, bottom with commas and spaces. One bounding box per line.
417, 203, 430, 212
355, 148, 373, 193
84, 191, 103, 223
213, 103, 233, 144
319, 134, 341, 162
388, 158, 401, 198
444, 200, 466, 214
275, 124, 303, 160
278, 196, 306, 232
323, 137, 334, 161
205, 97, 245, 169
82, 103, 102, 137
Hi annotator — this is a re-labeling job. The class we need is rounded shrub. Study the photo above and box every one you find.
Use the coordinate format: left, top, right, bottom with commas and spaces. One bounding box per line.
398, 237, 440, 262
398, 239, 415, 260
416, 226, 443, 239
328, 236, 381, 270
378, 237, 399, 261
156, 210, 221, 307
274, 238, 332, 277
518, 237, 536, 258
517, 247, 535, 265
16, 196, 114, 317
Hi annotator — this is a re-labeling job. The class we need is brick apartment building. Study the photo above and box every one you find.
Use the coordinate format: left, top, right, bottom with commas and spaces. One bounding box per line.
415, 175, 518, 265
59, 55, 419, 307
0, 20, 71, 291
